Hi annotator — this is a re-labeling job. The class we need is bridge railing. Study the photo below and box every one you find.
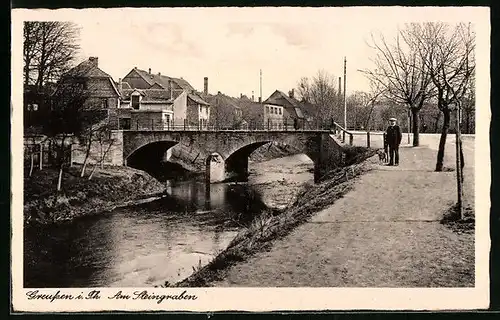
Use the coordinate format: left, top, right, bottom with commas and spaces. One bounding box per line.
332, 122, 354, 146
120, 117, 340, 132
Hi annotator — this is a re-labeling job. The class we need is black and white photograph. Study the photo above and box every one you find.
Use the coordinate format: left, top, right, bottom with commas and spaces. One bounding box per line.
11, 6, 490, 312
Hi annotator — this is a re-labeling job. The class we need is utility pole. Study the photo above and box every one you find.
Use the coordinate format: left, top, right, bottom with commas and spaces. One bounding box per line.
343, 57, 347, 142
455, 104, 464, 219
260, 69, 263, 103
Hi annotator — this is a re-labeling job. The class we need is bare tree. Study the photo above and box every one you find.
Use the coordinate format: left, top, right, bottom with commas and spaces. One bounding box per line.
296, 71, 342, 127
207, 94, 244, 130
44, 81, 86, 191
43, 67, 103, 190
311, 70, 340, 122
23, 21, 80, 90
79, 115, 111, 177
408, 22, 475, 171
462, 74, 475, 134
355, 82, 386, 132
361, 27, 434, 146
296, 77, 311, 103
87, 129, 116, 180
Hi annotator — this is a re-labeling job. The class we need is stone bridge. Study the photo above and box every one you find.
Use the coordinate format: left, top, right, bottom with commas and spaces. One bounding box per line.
117, 130, 347, 183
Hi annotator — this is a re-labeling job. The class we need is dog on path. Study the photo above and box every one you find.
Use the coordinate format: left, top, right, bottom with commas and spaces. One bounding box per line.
377, 149, 387, 163
377, 133, 389, 164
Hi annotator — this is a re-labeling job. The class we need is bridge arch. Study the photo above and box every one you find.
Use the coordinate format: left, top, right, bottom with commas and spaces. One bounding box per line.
126, 140, 180, 178
223, 138, 317, 181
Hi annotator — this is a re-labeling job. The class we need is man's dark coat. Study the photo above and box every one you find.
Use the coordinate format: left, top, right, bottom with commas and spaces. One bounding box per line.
386, 125, 402, 147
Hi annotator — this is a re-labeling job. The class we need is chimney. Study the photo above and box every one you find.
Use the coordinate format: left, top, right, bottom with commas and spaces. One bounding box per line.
158, 72, 161, 76
148, 68, 151, 74
240, 93, 243, 99
118, 78, 122, 90
204, 77, 208, 95
252, 90, 254, 102
289, 89, 294, 99
258, 97, 262, 103
89, 57, 98, 67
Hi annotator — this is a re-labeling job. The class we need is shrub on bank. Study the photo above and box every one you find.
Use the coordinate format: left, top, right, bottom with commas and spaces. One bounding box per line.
23, 165, 165, 225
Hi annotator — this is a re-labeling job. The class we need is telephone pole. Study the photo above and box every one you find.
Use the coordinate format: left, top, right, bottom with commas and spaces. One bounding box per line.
455, 104, 464, 219
259, 69, 263, 103
343, 57, 347, 141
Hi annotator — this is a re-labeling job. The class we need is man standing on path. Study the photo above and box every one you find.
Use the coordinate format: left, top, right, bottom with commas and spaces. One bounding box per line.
385, 118, 402, 166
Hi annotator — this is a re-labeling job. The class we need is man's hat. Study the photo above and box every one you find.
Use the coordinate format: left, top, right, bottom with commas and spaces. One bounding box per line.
389, 117, 397, 121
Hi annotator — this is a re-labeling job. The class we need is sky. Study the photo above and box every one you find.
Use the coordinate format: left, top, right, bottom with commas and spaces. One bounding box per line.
13, 7, 487, 99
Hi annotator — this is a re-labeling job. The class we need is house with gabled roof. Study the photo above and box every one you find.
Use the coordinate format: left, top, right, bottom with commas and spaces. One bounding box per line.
118, 88, 174, 130
263, 89, 316, 129
119, 67, 210, 130
61, 57, 121, 109
52, 57, 122, 128
122, 67, 195, 94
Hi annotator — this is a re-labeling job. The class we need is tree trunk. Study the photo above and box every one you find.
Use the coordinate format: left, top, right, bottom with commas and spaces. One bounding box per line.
460, 139, 465, 182
29, 153, 34, 177
88, 162, 97, 180
433, 112, 441, 133
435, 108, 451, 172
81, 161, 88, 178
454, 108, 464, 219
411, 108, 420, 147
57, 135, 67, 191
99, 141, 104, 169
39, 143, 43, 170
57, 163, 64, 191
80, 137, 92, 177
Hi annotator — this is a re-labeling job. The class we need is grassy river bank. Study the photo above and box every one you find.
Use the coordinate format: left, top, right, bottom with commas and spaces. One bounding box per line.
23, 166, 166, 226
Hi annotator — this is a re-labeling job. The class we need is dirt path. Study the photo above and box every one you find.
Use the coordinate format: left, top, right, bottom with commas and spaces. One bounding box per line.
212, 145, 475, 287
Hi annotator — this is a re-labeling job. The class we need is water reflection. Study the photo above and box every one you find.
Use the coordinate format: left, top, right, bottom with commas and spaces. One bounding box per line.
24, 179, 267, 288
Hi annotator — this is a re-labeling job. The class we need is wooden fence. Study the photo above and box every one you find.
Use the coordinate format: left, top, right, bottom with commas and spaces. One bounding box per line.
23, 141, 72, 170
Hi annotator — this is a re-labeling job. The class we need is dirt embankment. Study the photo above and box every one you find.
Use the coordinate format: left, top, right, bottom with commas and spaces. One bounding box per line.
24, 166, 165, 226
170, 142, 302, 173
173, 146, 377, 287
249, 142, 302, 162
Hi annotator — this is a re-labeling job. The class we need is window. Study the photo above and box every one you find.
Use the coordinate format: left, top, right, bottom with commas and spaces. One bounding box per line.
278, 108, 282, 115
131, 95, 140, 110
